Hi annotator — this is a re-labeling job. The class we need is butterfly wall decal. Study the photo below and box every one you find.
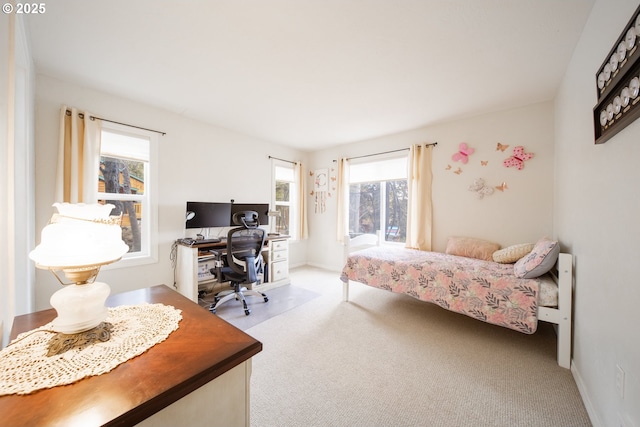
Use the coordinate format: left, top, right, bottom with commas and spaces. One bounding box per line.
445, 164, 452, 170
495, 182, 508, 192
503, 146, 534, 170
451, 142, 474, 164
468, 178, 494, 199
496, 142, 510, 152
453, 167, 462, 175
481, 160, 488, 166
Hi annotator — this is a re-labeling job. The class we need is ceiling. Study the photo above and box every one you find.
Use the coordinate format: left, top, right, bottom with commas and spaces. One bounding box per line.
25, 0, 594, 151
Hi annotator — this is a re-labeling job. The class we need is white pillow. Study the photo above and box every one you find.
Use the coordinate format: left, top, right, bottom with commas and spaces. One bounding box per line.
492, 243, 535, 264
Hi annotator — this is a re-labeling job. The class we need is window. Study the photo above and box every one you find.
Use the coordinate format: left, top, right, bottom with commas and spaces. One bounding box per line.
272, 161, 297, 238
348, 156, 408, 243
97, 122, 158, 266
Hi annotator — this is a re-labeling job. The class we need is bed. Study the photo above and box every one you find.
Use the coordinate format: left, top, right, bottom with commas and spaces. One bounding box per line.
340, 234, 573, 369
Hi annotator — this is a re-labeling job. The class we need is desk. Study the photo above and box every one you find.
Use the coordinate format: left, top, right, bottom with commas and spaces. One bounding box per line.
0, 285, 262, 427
175, 235, 290, 302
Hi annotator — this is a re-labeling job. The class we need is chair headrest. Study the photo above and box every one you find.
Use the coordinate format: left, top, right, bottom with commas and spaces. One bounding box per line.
232, 210, 260, 228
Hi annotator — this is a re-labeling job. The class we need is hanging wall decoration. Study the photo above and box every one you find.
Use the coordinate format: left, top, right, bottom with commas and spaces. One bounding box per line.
451, 142, 475, 164
503, 146, 534, 170
312, 168, 328, 214
593, 3, 640, 143
468, 178, 494, 199
496, 142, 510, 152
329, 167, 336, 196
445, 164, 462, 174
495, 182, 509, 192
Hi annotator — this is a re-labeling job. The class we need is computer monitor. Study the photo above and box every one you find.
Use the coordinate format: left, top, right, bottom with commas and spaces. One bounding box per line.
185, 201, 232, 229
230, 203, 269, 226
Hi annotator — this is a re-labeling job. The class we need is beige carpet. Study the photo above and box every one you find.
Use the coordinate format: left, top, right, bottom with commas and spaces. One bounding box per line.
247, 267, 592, 427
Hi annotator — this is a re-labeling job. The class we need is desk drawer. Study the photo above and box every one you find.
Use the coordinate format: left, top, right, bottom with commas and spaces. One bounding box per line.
270, 260, 289, 282
271, 249, 287, 262
271, 240, 288, 252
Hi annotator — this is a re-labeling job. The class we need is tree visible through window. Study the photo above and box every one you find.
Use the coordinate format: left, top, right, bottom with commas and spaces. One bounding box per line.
100, 156, 144, 252
272, 162, 297, 238
348, 156, 408, 243
97, 125, 154, 260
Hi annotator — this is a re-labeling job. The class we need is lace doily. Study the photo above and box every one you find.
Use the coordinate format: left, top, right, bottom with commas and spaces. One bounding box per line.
0, 303, 182, 396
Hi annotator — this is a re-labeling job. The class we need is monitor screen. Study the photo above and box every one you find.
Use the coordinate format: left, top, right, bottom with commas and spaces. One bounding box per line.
185, 202, 232, 229
230, 203, 269, 226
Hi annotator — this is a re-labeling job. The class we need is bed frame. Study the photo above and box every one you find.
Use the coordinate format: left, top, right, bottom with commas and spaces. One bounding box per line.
341, 234, 573, 369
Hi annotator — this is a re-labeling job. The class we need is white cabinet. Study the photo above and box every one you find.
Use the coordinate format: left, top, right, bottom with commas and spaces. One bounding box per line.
265, 237, 289, 287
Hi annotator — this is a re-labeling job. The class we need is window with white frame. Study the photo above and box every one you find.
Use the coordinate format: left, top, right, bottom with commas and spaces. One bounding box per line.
272, 161, 298, 239
97, 122, 158, 265
348, 155, 408, 243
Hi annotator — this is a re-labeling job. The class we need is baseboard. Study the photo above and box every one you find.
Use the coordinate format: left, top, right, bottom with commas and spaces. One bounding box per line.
572, 360, 602, 427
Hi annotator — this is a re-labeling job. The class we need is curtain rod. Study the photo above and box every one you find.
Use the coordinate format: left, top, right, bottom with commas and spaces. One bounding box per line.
332, 142, 437, 162
66, 109, 166, 136
268, 155, 298, 165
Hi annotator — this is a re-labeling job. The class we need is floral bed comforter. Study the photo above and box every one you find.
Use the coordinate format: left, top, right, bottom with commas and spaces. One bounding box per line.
340, 246, 540, 334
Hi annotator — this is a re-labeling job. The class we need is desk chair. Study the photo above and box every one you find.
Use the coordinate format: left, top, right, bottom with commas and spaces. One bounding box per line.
210, 211, 269, 316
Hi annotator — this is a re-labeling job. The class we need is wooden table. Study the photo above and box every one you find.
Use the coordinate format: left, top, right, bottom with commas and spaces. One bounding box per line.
0, 285, 262, 427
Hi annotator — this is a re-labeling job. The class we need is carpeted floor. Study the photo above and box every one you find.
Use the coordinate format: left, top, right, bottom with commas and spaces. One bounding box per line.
243, 266, 592, 427
199, 282, 320, 331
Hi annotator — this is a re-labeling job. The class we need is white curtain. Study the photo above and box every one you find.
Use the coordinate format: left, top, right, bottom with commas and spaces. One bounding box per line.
295, 162, 308, 240
406, 144, 433, 251
335, 158, 349, 243
55, 106, 102, 203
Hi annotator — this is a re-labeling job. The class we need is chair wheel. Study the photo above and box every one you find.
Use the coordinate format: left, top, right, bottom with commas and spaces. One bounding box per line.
244, 308, 251, 316
210, 307, 216, 314
264, 296, 269, 302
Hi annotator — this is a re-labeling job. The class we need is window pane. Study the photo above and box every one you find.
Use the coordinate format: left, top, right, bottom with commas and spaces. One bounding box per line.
99, 155, 146, 254
275, 205, 289, 235
384, 180, 408, 242
100, 156, 145, 196
349, 182, 380, 236
276, 181, 290, 202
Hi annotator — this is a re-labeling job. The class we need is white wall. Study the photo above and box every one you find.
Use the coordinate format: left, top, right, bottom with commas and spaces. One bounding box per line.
308, 101, 555, 271
34, 75, 307, 310
555, 1, 640, 426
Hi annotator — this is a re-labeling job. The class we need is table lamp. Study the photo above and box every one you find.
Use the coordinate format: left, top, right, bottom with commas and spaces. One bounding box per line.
29, 202, 129, 355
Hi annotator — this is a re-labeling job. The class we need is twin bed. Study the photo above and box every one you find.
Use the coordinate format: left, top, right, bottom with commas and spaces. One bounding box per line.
340, 235, 573, 369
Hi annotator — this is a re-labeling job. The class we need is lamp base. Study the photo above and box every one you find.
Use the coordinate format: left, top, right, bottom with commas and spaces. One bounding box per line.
50, 281, 111, 334
47, 321, 113, 356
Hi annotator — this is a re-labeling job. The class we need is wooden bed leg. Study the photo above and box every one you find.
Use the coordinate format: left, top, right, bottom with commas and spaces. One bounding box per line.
342, 281, 349, 302
557, 320, 571, 369
556, 253, 573, 369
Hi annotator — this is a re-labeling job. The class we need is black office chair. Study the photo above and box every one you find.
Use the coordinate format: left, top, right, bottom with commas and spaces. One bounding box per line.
210, 211, 269, 316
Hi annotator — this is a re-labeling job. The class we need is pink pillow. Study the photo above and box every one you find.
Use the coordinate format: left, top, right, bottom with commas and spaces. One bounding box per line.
445, 236, 500, 261
514, 238, 560, 278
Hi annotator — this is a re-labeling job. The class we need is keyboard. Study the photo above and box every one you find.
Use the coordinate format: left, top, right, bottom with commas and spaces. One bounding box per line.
194, 238, 221, 245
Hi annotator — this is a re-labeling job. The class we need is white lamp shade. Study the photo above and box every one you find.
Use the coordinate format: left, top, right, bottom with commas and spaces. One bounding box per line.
29, 203, 129, 269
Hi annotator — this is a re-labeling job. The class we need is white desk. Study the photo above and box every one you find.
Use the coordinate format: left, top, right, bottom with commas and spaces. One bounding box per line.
175, 236, 290, 303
